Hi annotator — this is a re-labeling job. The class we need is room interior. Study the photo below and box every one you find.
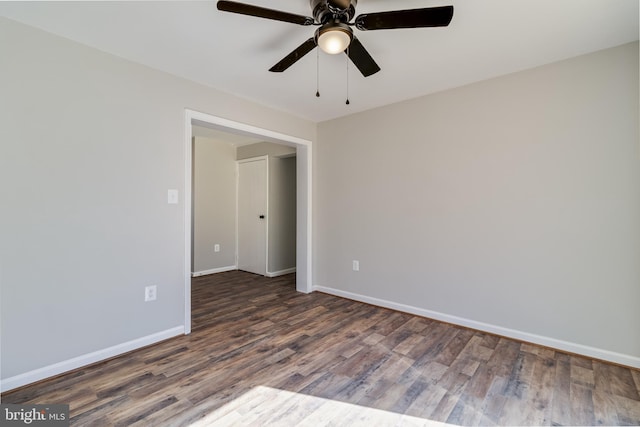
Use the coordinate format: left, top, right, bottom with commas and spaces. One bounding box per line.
191, 128, 297, 279
0, 0, 638, 424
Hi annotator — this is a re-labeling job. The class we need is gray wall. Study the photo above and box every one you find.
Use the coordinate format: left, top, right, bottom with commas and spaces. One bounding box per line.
315, 42, 640, 362
192, 135, 237, 273
237, 141, 296, 160
0, 18, 314, 381
269, 156, 297, 273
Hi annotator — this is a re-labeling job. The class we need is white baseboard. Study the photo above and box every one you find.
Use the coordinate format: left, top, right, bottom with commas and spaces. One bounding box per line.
313, 286, 640, 370
0, 326, 184, 393
192, 265, 237, 277
266, 267, 296, 278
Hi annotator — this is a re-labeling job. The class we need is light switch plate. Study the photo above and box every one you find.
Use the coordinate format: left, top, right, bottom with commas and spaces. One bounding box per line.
167, 189, 178, 204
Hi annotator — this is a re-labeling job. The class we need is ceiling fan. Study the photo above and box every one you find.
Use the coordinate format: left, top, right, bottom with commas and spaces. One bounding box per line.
217, 0, 454, 77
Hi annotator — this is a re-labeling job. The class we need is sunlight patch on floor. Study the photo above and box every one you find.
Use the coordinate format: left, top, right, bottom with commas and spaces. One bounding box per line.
188, 385, 453, 426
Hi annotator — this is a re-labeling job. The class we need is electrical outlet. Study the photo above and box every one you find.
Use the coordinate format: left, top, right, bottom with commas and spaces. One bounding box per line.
214, 244, 220, 253
145, 285, 157, 302
352, 260, 359, 271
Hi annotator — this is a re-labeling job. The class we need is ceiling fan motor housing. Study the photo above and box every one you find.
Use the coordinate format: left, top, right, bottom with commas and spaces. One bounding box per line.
311, 0, 357, 23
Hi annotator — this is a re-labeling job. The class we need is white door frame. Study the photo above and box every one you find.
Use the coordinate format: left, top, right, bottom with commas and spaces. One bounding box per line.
183, 109, 313, 334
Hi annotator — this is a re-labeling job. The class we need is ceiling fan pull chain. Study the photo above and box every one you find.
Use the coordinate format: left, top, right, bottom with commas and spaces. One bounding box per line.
316, 48, 320, 98
345, 46, 350, 105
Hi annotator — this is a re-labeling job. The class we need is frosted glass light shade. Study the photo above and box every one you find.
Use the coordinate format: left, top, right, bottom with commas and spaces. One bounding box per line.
318, 28, 352, 54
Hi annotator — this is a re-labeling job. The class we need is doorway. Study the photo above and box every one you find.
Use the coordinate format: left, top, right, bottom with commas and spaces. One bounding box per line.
184, 110, 313, 334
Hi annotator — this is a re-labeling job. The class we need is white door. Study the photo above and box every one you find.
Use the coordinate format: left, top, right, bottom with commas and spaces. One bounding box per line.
237, 158, 267, 275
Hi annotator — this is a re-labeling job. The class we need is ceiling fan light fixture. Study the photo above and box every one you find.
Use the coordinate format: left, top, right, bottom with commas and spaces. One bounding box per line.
218, 0, 454, 78
317, 22, 353, 54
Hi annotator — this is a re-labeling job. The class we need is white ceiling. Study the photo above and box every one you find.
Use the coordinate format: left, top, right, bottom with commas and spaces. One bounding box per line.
1, 1, 637, 122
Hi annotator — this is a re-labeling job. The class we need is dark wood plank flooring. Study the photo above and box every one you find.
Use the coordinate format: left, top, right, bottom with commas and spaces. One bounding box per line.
3, 271, 639, 425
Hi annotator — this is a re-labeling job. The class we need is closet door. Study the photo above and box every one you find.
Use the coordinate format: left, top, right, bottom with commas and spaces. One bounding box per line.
237, 157, 267, 276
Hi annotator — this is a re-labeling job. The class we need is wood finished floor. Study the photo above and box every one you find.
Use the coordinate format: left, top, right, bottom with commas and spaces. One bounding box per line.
3, 270, 639, 426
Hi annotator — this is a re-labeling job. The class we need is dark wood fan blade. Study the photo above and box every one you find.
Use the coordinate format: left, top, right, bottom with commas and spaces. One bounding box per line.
269, 38, 317, 72
217, 1, 314, 26
346, 37, 380, 77
355, 6, 453, 31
